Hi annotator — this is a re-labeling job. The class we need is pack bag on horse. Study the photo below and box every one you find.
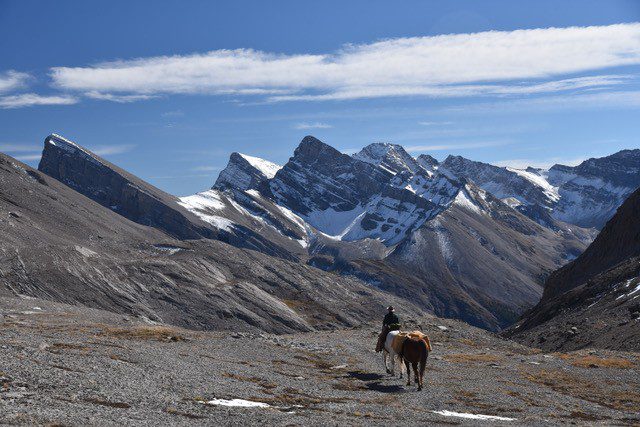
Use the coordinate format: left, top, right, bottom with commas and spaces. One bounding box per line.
375, 306, 432, 390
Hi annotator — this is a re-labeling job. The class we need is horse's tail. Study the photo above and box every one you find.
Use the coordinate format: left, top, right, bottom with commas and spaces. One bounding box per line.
419, 338, 428, 378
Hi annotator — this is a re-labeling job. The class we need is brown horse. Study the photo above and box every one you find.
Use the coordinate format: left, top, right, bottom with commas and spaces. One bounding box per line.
401, 337, 429, 390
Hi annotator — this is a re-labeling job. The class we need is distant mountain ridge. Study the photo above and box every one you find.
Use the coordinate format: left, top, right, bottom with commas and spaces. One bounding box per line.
27, 132, 639, 332
176, 136, 597, 330
438, 149, 640, 229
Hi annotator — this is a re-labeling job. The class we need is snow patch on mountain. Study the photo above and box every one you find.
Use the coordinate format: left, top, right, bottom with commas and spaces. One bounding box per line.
178, 190, 235, 231
179, 190, 226, 211
238, 153, 281, 179
433, 219, 454, 263
453, 189, 483, 215
305, 206, 367, 237
507, 167, 560, 202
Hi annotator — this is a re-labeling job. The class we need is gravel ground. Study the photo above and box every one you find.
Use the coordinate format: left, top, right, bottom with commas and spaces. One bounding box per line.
1, 296, 639, 426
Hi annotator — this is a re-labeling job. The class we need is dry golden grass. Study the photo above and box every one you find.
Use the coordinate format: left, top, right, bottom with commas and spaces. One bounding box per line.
557, 353, 635, 369
47, 342, 92, 354
282, 299, 306, 309
521, 368, 640, 411
223, 372, 278, 390
445, 353, 501, 363
98, 325, 185, 342
258, 387, 352, 406
83, 397, 131, 409
458, 338, 481, 348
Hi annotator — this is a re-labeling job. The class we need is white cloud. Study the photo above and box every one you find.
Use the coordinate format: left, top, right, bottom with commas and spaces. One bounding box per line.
0, 93, 78, 109
90, 145, 135, 156
405, 140, 509, 152
0, 143, 40, 152
192, 165, 221, 172
0, 71, 30, 94
85, 91, 157, 103
449, 89, 640, 114
293, 122, 333, 129
162, 110, 184, 117
14, 154, 42, 162
419, 121, 453, 126
49, 23, 640, 102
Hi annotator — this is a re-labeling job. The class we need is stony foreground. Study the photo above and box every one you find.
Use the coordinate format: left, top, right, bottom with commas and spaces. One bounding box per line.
1, 296, 639, 426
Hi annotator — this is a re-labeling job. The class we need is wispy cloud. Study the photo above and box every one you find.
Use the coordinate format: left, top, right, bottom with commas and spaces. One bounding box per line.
405, 140, 510, 152
419, 121, 454, 126
192, 165, 221, 172
13, 153, 42, 162
293, 121, 332, 129
90, 145, 136, 156
0, 143, 40, 152
0, 93, 78, 109
0, 71, 30, 94
85, 91, 157, 103
49, 23, 640, 102
448, 89, 640, 114
162, 110, 184, 117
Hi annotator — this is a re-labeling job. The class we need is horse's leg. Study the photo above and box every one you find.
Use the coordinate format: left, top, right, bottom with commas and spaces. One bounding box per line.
383, 351, 391, 374
398, 356, 403, 378
404, 359, 411, 385
412, 362, 419, 388
418, 348, 428, 391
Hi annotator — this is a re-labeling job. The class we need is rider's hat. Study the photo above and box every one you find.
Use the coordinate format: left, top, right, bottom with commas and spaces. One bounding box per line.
387, 306, 394, 311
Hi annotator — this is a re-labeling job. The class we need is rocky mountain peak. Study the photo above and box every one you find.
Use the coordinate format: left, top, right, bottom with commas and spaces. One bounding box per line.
353, 142, 423, 174
214, 152, 281, 191
293, 135, 342, 162
416, 154, 439, 171
38, 133, 220, 240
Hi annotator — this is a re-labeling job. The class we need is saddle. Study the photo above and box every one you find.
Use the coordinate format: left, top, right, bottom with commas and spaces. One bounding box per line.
375, 328, 432, 353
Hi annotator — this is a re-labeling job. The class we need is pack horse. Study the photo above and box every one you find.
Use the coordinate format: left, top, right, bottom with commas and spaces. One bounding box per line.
376, 327, 432, 390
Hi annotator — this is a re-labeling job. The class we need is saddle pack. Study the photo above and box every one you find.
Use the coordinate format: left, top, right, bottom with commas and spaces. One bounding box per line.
391, 330, 433, 354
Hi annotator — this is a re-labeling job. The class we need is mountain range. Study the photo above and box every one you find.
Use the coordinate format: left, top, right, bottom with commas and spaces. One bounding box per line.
2, 133, 639, 338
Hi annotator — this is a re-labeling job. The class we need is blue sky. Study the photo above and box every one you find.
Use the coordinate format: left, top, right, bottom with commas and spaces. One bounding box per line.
1, 0, 639, 195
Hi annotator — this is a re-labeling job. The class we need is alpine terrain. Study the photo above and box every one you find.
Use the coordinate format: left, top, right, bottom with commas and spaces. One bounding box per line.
182, 136, 600, 330
507, 186, 640, 352
26, 133, 640, 332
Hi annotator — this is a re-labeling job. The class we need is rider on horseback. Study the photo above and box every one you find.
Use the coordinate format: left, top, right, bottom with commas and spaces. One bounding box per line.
383, 306, 400, 331
376, 306, 400, 353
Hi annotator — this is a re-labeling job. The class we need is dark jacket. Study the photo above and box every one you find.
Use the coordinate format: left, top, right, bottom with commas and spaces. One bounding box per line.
383, 312, 400, 328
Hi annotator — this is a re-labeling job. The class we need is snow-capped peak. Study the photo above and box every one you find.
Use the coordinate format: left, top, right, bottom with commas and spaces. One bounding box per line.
214, 152, 281, 192
353, 142, 423, 174
237, 153, 281, 179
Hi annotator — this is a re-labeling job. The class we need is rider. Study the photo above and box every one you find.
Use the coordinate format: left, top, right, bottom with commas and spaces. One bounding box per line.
376, 305, 401, 352
383, 306, 400, 331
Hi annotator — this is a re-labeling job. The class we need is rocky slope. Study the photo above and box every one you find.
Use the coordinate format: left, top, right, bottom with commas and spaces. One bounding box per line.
2, 296, 639, 426
506, 187, 640, 351
187, 136, 592, 331
0, 151, 417, 334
